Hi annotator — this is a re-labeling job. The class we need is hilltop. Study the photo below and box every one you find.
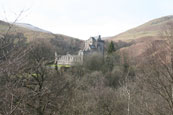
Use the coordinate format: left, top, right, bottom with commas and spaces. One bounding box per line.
0, 20, 84, 55
15, 23, 52, 33
106, 15, 173, 59
108, 15, 173, 42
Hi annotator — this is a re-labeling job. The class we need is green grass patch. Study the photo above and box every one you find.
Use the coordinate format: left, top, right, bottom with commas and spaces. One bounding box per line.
48, 64, 71, 68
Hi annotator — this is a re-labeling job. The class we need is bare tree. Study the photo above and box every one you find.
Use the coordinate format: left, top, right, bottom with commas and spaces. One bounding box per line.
136, 23, 173, 114
0, 10, 32, 115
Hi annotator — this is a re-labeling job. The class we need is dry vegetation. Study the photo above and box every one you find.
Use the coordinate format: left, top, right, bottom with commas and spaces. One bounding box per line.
1, 17, 173, 115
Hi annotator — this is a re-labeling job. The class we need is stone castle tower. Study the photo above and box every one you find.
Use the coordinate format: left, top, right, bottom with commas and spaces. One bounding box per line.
55, 35, 104, 67
83, 35, 104, 55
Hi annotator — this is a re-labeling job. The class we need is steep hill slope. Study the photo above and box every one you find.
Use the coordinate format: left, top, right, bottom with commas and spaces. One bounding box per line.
107, 16, 173, 60
108, 15, 173, 42
0, 20, 83, 56
0, 20, 79, 41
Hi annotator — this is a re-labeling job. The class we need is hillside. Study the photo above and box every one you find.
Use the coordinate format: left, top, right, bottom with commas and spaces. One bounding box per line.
108, 15, 173, 42
15, 23, 52, 33
107, 16, 173, 59
0, 20, 84, 55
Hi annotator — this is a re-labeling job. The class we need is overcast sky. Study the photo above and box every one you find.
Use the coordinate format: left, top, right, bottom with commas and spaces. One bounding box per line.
0, 0, 173, 40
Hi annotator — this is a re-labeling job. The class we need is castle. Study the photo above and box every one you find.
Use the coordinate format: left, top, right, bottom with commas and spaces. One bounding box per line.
55, 35, 104, 68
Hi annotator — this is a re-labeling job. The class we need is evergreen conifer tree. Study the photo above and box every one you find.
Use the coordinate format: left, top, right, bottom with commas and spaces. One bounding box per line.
107, 41, 115, 54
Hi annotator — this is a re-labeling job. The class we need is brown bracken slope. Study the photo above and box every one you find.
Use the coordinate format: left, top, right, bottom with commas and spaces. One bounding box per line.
106, 15, 173, 60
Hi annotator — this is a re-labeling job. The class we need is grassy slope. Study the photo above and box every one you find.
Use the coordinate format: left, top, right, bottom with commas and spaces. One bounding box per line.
0, 20, 84, 55
107, 16, 173, 60
108, 15, 173, 42
0, 20, 76, 41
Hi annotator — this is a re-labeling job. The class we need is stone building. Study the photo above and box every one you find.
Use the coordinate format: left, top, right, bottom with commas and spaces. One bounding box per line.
83, 35, 104, 55
55, 35, 104, 67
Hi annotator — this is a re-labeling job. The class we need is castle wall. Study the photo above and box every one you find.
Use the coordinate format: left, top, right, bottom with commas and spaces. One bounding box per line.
56, 54, 83, 65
